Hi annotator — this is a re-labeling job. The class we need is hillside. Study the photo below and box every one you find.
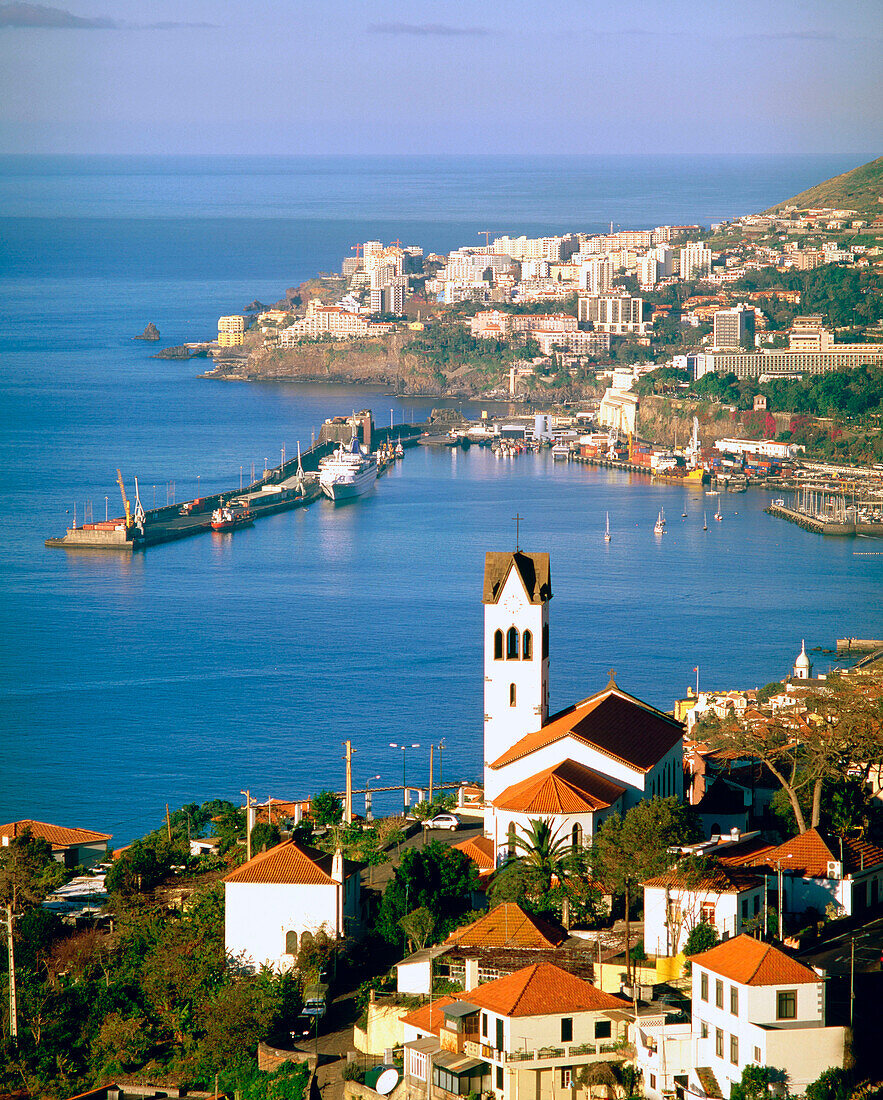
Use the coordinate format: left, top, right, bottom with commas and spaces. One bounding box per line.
764, 155, 883, 216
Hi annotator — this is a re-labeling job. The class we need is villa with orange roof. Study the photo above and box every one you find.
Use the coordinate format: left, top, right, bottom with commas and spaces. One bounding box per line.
481, 551, 684, 863
0, 819, 111, 870
223, 839, 361, 973
400, 962, 628, 1100
634, 934, 847, 1100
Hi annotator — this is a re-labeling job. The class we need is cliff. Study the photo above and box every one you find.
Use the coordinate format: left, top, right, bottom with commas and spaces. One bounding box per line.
764, 155, 883, 217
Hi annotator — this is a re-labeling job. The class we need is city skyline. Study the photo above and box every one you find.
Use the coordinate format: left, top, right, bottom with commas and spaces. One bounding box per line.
0, 0, 880, 155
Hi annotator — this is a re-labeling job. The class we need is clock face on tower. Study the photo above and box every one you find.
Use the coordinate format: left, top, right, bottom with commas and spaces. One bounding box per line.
503, 593, 522, 614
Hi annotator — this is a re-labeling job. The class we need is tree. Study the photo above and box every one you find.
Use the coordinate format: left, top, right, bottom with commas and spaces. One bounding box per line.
806, 1067, 852, 1100
398, 906, 436, 952
730, 1064, 776, 1100
376, 842, 480, 945
0, 830, 66, 910
250, 823, 281, 853
508, 818, 573, 893
592, 798, 701, 983
684, 921, 719, 957
310, 791, 343, 827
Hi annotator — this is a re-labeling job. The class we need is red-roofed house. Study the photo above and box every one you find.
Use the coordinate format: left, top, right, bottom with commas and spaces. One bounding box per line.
401, 963, 627, 1100
634, 934, 847, 1100
223, 840, 361, 972
0, 819, 111, 870
481, 551, 684, 864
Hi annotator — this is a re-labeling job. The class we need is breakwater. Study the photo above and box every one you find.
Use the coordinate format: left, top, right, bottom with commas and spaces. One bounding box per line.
764, 502, 883, 538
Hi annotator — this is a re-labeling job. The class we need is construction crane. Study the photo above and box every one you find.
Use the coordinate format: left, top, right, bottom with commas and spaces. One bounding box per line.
116, 469, 132, 529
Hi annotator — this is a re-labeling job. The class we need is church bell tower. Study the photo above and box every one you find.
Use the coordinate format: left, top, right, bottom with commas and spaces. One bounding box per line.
482, 551, 552, 795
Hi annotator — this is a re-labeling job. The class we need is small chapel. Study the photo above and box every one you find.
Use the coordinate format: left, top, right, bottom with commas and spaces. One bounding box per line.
481, 550, 685, 865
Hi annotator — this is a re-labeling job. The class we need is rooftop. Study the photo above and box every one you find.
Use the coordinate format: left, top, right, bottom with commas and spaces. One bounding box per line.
454, 834, 496, 874
0, 819, 112, 848
223, 840, 358, 886
444, 903, 568, 951
452, 962, 624, 1017
482, 551, 552, 606
692, 934, 819, 986
493, 759, 625, 814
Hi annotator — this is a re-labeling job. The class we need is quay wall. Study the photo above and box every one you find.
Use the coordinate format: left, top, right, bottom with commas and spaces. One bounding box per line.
763, 503, 883, 537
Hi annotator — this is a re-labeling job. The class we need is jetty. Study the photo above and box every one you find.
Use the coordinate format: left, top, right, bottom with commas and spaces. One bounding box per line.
765, 483, 883, 537
45, 416, 425, 552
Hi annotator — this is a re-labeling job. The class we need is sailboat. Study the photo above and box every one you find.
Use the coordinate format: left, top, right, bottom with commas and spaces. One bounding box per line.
654, 508, 665, 535
703, 511, 708, 531
604, 512, 611, 542
715, 501, 723, 521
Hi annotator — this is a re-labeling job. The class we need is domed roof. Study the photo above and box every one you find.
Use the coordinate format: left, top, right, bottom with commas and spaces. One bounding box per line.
794, 640, 811, 670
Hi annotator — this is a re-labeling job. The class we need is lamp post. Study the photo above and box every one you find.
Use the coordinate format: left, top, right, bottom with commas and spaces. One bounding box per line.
390, 743, 420, 814
438, 739, 446, 794
365, 774, 381, 822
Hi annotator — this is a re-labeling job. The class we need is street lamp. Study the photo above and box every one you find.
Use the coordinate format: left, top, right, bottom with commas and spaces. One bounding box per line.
390, 743, 420, 814
437, 739, 446, 794
365, 774, 381, 822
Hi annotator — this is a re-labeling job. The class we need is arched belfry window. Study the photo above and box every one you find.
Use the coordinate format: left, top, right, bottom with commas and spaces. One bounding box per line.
494, 629, 503, 660
506, 627, 519, 660
509, 683, 517, 707
285, 930, 298, 954
542, 623, 549, 659
571, 823, 582, 851
522, 630, 533, 660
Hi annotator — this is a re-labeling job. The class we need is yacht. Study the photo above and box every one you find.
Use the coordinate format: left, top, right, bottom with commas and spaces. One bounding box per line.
319, 437, 378, 501
604, 512, 611, 542
654, 508, 665, 535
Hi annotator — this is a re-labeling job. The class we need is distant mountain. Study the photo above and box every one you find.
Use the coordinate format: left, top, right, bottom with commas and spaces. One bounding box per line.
764, 155, 883, 217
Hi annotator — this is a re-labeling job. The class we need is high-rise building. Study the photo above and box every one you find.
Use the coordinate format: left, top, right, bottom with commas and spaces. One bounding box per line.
579, 295, 649, 335
218, 315, 245, 347
679, 243, 713, 281
578, 258, 614, 295
637, 254, 658, 288
712, 305, 755, 350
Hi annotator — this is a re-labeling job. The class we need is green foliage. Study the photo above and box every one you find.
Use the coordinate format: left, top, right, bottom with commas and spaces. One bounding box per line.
729, 1063, 776, 1100
218, 1059, 310, 1100
805, 1066, 852, 1100
0, 830, 67, 909
756, 682, 783, 705
629, 939, 647, 963
634, 366, 691, 395
733, 263, 883, 327
251, 822, 282, 854
310, 790, 344, 826
399, 906, 436, 951
376, 841, 480, 945
684, 921, 720, 957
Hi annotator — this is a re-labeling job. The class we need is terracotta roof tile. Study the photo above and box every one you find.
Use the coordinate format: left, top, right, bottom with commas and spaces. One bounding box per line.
745, 828, 883, 878
223, 840, 355, 885
454, 835, 496, 874
0, 819, 111, 847
490, 685, 683, 773
493, 759, 625, 814
482, 551, 552, 605
456, 962, 623, 1016
400, 996, 457, 1035
444, 904, 567, 950
643, 864, 762, 893
692, 934, 818, 986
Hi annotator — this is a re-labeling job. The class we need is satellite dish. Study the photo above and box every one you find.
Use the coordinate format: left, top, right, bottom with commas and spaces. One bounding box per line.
374, 1067, 400, 1095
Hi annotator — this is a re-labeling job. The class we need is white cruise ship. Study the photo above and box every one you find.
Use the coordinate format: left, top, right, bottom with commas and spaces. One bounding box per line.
318, 437, 378, 501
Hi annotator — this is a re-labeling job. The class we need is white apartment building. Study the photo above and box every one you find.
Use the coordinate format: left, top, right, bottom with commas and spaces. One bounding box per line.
577, 258, 614, 295
218, 315, 246, 347
712, 306, 755, 350
638, 254, 659, 288
579, 294, 650, 335
492, 234, 580, 262
680, 243, 713, 281
278, 305, 394, 343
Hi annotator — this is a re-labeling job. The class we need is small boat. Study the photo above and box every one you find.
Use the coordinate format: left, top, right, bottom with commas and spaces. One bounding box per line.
715, 505, 723, 522
654, 508, 665, 535
681, 510, 688, 518
551, 443, 571, 462
703, 511, 708, 531
211, 506, 253, 532
394, 439, 404, 458
604, 512, 611, 542
705, 490, 719, 496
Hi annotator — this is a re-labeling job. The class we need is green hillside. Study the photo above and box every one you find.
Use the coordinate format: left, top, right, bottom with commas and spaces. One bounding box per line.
765, 155, 883, 217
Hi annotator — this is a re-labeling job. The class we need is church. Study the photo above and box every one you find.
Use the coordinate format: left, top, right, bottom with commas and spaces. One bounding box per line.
481, 550, 685, 864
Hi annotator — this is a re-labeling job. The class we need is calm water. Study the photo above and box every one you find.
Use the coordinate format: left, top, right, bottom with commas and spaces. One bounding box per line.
1, 154, 880, 843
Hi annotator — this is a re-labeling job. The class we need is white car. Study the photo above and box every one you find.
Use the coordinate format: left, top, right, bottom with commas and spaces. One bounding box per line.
426, 812, 460, 831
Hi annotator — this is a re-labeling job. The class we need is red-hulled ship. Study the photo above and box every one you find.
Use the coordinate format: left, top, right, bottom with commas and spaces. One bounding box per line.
210, 506, 253, 532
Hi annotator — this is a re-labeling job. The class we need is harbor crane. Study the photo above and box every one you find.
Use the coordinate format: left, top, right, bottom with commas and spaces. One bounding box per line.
478, 231, 507, 249
116, 469, 132, 530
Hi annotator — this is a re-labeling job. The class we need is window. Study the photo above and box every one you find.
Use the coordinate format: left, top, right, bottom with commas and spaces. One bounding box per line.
506, 626, 519, 660
561, 1069, 573, 1089
741, 899, 749, 920
753, 895, 760, 916
496, 1017, 504, 1051
702, 902, 716, 927
594, 1020, 612, 1040
285, 930, 298, 954
776, 990, 797, 1020
509, 683, 516, 707
494, 630, 503, 660
700, 972, 708, 1002
650, 1075, 657, 1090
715, 1028, 723, 1059
522, 630, 532, 660
542, 623, 549, 659
754, 1046, 762, 1064
496, 1066, 503, 1090
482, 1012, 488, 1038
730, 1034, 739, 1065
571, 823, 582, 851
561, 1017, 573, 1042
715, 979, 724, 1009
700, 1021, 708, 1039
730, 986, 738, 1016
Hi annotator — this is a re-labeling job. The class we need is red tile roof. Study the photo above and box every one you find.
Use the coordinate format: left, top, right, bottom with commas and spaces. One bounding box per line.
643, 864, 762, 893
490, 683, 683, 773
454, 835, 496, 874
493, 759, 625, 814
223, 840, 354, 885
0, 819, 111, 847
400, 996, 457, 1035
692, 934, 818, 986
456, 962, 623, 1016
742, 828, 883, 878
444, 904, 567, 950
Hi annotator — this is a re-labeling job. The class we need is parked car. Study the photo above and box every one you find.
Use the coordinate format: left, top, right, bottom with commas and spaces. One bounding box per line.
426, 812, 461, 831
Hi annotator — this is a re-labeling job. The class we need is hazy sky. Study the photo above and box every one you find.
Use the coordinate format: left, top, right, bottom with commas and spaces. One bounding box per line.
0, 0, 880, 155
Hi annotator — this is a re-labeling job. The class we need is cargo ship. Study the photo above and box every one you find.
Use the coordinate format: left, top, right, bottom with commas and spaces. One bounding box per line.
210, 506, 253, 532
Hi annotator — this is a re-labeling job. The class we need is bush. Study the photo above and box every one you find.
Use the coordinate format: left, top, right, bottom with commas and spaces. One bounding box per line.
684, 922, 719, 957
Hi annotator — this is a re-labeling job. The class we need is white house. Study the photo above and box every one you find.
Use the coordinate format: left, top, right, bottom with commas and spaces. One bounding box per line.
223, 840, 361, 972
642, 864, 764, 957
0, 819, 111, 870
481, 551, 684, 864
686, 935, 846, 1100
401, 962, 628, 1100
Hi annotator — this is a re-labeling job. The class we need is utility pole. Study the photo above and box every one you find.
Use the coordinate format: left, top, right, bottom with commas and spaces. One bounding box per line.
2, 901, 18, 1041
777, 860, 783, 940
343, 740, 355, 824
241, 789, 253, 861
849, 936, 855, 1028
165, 804, 172, 842
429, 744, 434, 804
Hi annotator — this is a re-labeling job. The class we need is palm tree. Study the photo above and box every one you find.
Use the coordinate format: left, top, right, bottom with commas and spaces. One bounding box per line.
509, 818, 574, 893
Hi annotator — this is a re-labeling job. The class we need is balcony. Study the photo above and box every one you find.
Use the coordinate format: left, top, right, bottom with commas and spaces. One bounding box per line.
464, 1040, 624, 1066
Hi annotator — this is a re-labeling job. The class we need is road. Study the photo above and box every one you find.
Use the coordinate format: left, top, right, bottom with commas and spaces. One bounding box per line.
797, 914, 883, 978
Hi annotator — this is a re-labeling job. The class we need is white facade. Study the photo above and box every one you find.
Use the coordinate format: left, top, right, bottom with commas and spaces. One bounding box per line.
642, 879, 764, 957
488, 803, 621, 865
483, 562, 550, 786
679, 243, 713, 281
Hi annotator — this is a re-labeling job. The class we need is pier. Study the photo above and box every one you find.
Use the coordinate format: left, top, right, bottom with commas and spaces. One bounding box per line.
764, 483, 883, 537
45, 418, 426, 552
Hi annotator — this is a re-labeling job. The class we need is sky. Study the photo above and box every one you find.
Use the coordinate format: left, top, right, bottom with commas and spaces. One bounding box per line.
0, 0, 880, 155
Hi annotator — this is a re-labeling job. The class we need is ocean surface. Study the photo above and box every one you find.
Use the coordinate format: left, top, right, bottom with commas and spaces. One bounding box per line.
1, 154, 881, 843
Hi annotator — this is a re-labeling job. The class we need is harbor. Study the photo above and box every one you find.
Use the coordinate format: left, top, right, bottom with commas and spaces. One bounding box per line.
764, 483, 883, 537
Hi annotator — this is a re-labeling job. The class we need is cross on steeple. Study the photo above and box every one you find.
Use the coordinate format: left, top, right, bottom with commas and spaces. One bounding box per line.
513, 513, 524, 552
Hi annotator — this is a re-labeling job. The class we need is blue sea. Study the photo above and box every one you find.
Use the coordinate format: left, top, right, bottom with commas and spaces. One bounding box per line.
1, 154, 881, 843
